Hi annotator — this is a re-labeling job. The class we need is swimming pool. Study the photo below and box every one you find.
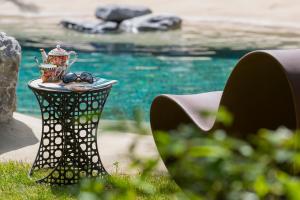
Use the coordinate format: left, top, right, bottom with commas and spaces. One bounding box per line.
17, 47, 243, 120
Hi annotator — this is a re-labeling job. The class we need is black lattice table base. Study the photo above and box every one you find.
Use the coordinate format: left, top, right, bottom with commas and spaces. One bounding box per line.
28, 82, 112, 185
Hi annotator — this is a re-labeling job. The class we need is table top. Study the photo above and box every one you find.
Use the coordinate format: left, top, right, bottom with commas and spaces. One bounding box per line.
28, 78, 117, 93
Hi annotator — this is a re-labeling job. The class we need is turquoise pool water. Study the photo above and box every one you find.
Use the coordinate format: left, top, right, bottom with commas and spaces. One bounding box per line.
17, 47, 242, 120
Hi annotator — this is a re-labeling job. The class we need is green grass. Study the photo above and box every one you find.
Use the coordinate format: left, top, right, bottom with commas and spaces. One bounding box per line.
0, 162, 78, 200
0, 162, 182, 200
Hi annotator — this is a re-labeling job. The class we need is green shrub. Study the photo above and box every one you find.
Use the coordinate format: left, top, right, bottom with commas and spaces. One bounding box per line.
88, 107, 300, 200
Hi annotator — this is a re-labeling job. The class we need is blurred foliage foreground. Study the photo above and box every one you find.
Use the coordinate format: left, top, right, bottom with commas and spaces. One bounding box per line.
2, 108, 300, 200
156, 126, 300, 200
108, 108, 300, 200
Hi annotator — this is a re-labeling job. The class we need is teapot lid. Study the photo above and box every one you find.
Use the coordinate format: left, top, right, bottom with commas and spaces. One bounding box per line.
48, 44, 68, 56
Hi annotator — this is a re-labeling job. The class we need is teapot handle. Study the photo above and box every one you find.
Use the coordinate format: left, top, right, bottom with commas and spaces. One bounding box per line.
68, 51, 78, 70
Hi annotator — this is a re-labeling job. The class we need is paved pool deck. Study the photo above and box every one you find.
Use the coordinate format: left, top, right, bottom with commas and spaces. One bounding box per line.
0, 113, 167, 174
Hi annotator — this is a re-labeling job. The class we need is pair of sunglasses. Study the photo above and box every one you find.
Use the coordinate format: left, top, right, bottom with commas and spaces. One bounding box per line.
62, 72, 94, 84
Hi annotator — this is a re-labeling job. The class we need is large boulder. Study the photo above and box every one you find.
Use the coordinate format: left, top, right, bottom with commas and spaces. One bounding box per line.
95, 5, 152, 22
0, 32, 21, 123
120, 14, 182, 32
61, 20, 119, 33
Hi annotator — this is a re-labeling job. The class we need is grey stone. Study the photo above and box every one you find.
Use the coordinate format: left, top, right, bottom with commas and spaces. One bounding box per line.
120, 14, 182, 32
60, 20, 119, 34
95, 5, 152, 22
93, 21, 119, 33
0, 32, 21, 123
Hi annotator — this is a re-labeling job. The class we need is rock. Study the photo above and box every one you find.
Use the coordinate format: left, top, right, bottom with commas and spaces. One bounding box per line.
61, 20, 97, 33
95, 5, 152, 22
0, 32, 21, 123
61, 20, 119, 34
93, 21, 119, 33
120, 14, 182, 32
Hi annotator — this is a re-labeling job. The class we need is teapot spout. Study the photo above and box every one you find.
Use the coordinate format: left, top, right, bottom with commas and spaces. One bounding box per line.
40, 49, 48, 63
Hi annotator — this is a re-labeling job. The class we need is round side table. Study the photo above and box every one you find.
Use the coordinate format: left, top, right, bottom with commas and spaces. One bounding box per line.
28, 79, 114, 185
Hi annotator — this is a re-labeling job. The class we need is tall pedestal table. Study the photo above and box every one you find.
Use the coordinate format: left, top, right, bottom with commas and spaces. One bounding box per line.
28, 79, 113, 185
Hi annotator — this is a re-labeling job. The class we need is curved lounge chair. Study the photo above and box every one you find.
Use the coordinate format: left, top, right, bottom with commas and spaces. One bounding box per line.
151, 49, 300, 142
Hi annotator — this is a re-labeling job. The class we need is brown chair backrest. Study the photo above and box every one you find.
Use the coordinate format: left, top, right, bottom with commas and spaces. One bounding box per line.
150, 50, 300, 136
219, 50, 300, 136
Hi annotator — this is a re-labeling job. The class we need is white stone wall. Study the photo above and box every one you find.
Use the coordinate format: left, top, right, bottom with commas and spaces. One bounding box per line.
0, 32, 21, 123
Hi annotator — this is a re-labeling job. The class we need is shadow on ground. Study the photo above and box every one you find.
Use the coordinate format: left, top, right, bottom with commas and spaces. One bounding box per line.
0, 118, 39, 154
